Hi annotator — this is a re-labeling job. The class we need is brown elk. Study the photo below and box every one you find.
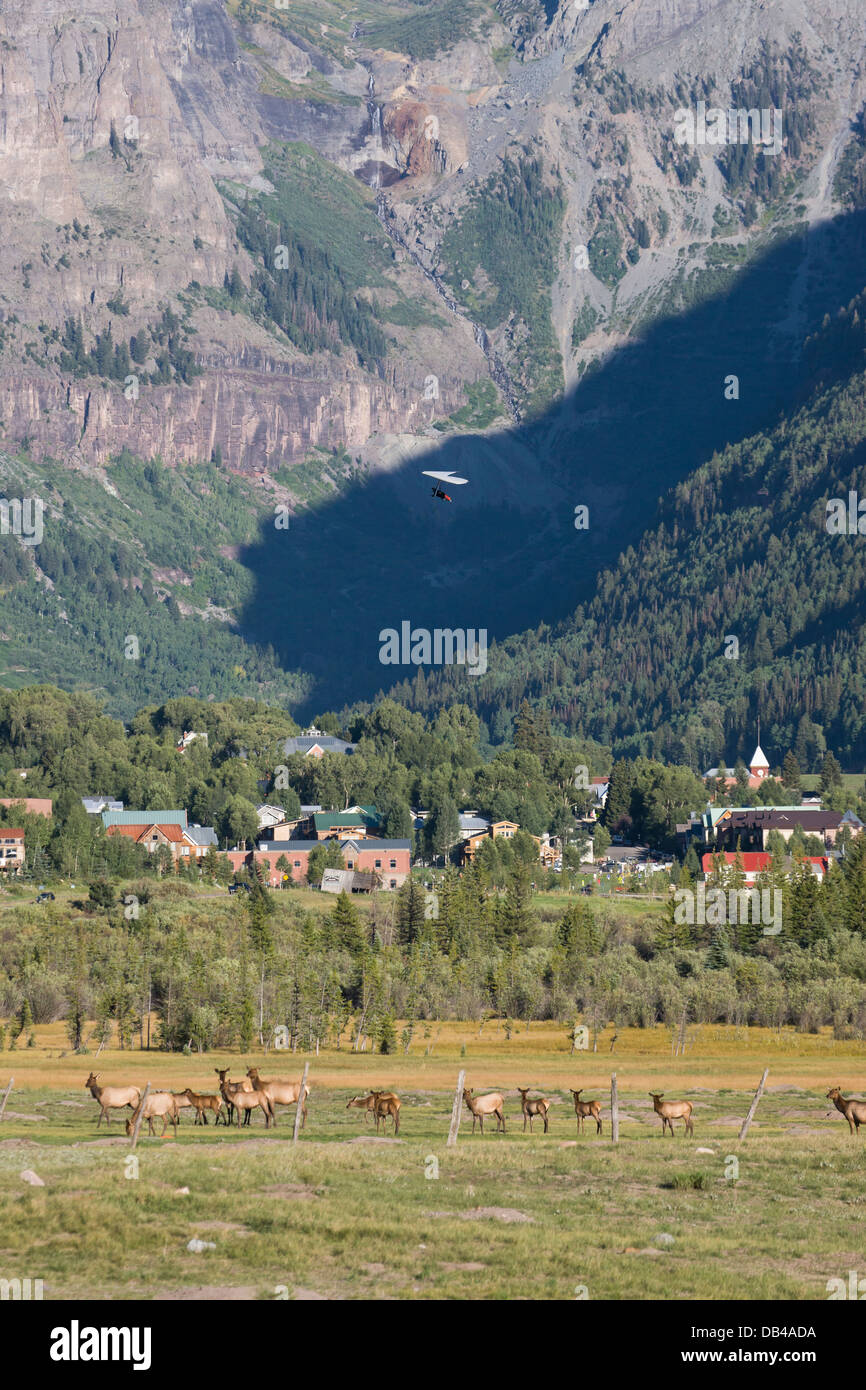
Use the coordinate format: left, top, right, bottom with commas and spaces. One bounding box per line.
215, 1068, 254, 1126
171, 1091, 196, 1123
649, 1092, 694, 1137
180, 1089, 224, 1125
463, 1088, 505, 1135
125, 1091, 178, 1138
217, 1069, 273, 1128
85, 1073, 141, 1127
346, 1093, 378, 1123
517, 1088, 550, 1134
570, 1089, 602, 1135
246, 1067, 309, 1129
827, 1086, 866, 1136
371, 1091, 401, 1135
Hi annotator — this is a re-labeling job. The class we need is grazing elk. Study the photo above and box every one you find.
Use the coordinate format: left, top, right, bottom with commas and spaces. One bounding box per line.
125, 1091, 178, 1138
517, 1088, 550, 1134
827, 1086, 866, 1136
371, 1091, 401, 1135
246, 1067, 309, 1129
463, 1088, 506, 1135
85, 1073, 141, 1127
215, 1068, 254, 1126
346, 1093, 378, 1123
649, 1092, 694, 1137
570, 1089, 602, 1136
180, 1089, 223, 1126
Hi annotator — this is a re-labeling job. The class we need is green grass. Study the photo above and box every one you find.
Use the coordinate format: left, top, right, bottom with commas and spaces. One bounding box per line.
1, 1082, 862, 1299
446, 379, 505, 430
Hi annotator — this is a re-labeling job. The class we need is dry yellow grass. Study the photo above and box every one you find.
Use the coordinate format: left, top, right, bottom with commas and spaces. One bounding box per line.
3, 1020, 864, 1094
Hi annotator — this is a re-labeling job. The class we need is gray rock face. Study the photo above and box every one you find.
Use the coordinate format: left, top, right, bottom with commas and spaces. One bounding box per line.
0, 0, 863, 474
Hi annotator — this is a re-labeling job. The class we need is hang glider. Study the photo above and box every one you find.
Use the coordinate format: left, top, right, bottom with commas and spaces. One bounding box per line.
422, 469, 468, 502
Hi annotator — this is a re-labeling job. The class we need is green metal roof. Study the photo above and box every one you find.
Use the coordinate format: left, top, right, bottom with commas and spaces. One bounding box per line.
102, 810, 188, 829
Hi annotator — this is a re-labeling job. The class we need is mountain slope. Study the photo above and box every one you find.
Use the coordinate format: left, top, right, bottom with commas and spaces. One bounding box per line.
385, 285, 866, 767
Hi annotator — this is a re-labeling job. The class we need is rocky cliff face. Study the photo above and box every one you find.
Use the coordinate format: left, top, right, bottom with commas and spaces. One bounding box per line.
0, 0, 864, 489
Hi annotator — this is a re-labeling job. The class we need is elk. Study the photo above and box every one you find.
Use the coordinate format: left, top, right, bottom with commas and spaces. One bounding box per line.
180, 1088, 223, 1126
217, 1069, 273, 1129
125, 1091, 179, 1138
215, 1068, 254, 1126
85, 1073, 141, 1127
171, 1091, 196, 1123
570, 1089, 602, 1136
827, 1086, 866, 1136
246, 1067, 309, 1129
463, 1088, 505, 1135
346, 1093, 378, 1123
649, 1092, 694, 1137
371, 1090, 401, 1135
517, 1088, 550, 1134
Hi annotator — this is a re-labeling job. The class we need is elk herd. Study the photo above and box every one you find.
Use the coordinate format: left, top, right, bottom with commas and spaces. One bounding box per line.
83, 1071, 866, 1140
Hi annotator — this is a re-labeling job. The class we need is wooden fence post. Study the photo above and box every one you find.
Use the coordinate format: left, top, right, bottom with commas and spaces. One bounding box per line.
292, 1062, 310, 1145
294, 1061, 311, 1139
0, 1077, 13, 1122
446, 1068, 466, 1148
610, 1073, 619, 1144
738, 1068, 769, 1142
130, 1081, 150, 1150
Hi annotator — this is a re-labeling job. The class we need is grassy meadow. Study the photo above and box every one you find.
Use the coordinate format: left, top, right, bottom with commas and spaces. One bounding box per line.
1, 1023, 864, 1301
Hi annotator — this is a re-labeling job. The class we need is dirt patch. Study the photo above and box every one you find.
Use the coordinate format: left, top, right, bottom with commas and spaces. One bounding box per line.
361, 1262, 387, 1276
343, 1136, 403, 1145
0, 1138, 40, 1149
4, 1111, 47, 1122
253, 1184, 316, 1200
72, 1137, 129, 1147
155, 1286, 259, 1301
439, 1261, 486, 1272
189, 1221, 251, 1234
293, 1287, 330, 1300
462, 1207, 534, 1224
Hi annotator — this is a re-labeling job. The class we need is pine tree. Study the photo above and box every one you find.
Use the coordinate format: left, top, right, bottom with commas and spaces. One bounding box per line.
706, 924, 731, 969
602, 759, 633, 830
782, 751, 802, 790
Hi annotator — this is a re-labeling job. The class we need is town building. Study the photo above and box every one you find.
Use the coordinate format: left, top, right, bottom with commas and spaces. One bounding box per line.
238, 837, 411, 889
703, 744, 772, 792
0, 829, 25, 873
283, 728, 356, 758
0, 797, 53, 818
701, 851, 831, 883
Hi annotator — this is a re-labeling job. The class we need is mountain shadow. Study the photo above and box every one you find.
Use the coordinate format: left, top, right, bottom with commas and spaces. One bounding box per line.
237, 205, 866, 716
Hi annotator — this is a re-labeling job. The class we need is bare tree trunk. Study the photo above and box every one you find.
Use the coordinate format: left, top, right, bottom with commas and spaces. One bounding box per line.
292, 1062, 309, 1145
130, 1082, 151, 1150
447, 1069, 466, 1148
738, 1068, 769, 1142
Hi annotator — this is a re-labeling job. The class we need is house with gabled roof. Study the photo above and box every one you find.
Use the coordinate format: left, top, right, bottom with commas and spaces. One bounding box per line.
284, 728, 356, 758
